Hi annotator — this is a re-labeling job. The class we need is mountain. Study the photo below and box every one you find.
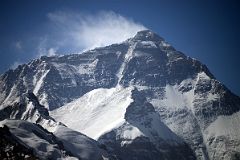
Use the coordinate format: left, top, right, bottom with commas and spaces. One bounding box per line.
0, 92, 115, 160
1, 30, 240, 160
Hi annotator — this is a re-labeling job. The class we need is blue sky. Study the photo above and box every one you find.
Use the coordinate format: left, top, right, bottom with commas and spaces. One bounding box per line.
0, 0, 240, 95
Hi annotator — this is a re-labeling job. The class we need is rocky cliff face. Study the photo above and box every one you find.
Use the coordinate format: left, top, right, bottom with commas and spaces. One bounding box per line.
1, 30, 240, 160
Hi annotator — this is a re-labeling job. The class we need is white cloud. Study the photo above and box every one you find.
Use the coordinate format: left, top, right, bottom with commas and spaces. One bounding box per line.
37, 37, 58, 57
47, 48, 57, 56
47, 11, 146, 51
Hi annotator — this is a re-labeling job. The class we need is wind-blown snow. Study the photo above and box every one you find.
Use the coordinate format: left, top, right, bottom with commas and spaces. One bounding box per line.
51, 86, 134, 140
151, 81, 195, 111
139, 41, 157, 48
205, 111, 240, 139
160, 41, 171, 47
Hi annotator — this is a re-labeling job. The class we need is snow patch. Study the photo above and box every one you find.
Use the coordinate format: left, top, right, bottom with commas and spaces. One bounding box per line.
120, 123, 145, 146
139, 41, 157, 48
197, 71, 210, 80
122, 125, 143, 140
78, 59, 98, 75
51, 59, 98, 78
151, 82, 194, 111
156, 85, 194, 109
163, 84, 186, 108
160, 41, 171, 47
116, 43, 136, 86
207, 93, 219, 101
134, 85, 149, 91
39, 92, 49, 109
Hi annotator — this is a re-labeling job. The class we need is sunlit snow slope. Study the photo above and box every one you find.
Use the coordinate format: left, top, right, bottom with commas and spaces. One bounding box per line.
51, 86, 133, 139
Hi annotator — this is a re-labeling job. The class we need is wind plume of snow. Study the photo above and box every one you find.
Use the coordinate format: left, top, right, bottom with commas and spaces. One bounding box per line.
47, 11, 146, 51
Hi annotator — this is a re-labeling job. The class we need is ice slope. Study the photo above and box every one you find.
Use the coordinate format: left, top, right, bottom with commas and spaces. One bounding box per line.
51, 86, 134, 139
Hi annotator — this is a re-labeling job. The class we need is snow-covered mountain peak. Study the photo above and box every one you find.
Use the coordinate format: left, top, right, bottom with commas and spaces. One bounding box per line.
132, 30, 164, 42
1, 30, 240, 160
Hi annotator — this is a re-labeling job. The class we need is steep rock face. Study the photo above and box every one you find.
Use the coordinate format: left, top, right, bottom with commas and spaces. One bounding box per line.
0, 30, 240, 160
